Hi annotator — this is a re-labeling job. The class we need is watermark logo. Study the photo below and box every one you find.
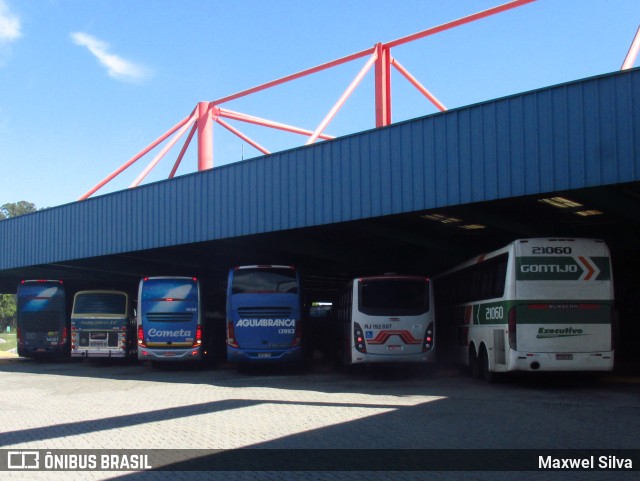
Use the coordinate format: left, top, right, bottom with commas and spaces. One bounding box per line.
7, 451, 39, 470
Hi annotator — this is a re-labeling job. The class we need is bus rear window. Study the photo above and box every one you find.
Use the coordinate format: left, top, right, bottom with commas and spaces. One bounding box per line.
141, 279, 198, 302
358, 279, 429, 316
18, 285, 62, 299
73, 293, 127, 315
232, 268, 298, 294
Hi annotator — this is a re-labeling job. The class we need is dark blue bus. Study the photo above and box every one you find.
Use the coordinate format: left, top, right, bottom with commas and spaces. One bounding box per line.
226, 265, 303, 364
137, 277, 203, 363
16, 280, 69, 359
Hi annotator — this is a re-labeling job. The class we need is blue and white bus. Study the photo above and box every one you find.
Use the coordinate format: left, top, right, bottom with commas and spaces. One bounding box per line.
226, 265, 303, 364
16, 280, 69, 359
137, 276, 203, 363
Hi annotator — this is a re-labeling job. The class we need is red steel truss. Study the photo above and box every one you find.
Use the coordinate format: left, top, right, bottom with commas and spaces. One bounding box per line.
80, 0, 535, 200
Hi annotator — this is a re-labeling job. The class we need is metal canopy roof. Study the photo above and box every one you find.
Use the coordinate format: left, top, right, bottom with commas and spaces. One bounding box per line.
1, 68, 639, 297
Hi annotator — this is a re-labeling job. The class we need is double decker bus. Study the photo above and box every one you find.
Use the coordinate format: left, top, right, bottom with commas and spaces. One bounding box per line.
137, 277, 204, 363
226, 265, 303, 364
70, 290, 136, 358
16, 280, 68, 359
434, 238, 614, 381
333, 275, 435, 366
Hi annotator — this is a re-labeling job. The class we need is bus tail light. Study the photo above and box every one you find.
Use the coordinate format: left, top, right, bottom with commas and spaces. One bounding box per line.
59, 327, 68, 346
290, 320, 302, 348
137, 325, 146, 347
423, 322, 434, 352
227, 321, 239, 348
508, 307, 517, 351
194, 325, 203, 347
354, 322, 367, 354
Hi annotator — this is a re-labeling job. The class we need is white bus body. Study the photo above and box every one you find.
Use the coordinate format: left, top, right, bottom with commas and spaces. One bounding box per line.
335, 275, 435, 365
434, 238, 614, 380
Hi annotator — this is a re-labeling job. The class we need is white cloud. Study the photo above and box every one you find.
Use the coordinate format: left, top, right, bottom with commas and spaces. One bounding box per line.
0, 0, 21, 43
71, 31, 151, 83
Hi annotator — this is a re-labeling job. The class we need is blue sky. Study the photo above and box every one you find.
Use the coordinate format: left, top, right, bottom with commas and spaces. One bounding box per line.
1, 0, 638, 209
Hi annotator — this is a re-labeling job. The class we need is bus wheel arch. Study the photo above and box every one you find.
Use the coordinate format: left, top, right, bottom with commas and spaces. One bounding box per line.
479, 343, 498, 383
468, 343, 481, 379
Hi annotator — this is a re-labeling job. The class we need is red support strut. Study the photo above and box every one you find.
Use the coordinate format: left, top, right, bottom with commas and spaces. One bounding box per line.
79, 0, 537, 199
197, 102, 213, 171
375, 43, 392, 127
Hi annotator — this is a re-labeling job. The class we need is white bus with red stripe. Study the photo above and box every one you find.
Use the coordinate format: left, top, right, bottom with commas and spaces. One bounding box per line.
434, 238, 614, 381
334, 275, 435, 366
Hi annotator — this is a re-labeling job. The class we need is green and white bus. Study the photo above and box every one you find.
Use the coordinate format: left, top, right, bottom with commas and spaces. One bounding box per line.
434, 238, 614, 381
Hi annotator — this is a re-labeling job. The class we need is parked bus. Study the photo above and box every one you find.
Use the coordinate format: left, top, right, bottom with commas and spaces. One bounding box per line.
16, 280, 68, 359
137, 276, 204, 363
433, 238, 614, 381
70, 290, 136, 358
333, 275, 435, 366
226, 265, 303, 364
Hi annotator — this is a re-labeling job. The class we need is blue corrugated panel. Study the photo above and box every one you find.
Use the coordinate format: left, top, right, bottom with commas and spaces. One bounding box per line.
1, 68, 639, 271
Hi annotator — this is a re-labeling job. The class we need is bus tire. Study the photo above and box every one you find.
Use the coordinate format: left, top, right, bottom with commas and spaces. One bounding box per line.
469, 344, 482, 379
480, 345, 498, 383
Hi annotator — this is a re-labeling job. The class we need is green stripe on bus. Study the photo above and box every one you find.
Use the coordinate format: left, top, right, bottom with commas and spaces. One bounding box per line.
472, 300, 612, 325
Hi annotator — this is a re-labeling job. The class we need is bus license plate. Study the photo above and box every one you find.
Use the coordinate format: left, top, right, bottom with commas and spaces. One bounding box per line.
163, 352, 175, 357
556, 354, 573, 361
387, 345, 403, 351
257, 353, 272, 358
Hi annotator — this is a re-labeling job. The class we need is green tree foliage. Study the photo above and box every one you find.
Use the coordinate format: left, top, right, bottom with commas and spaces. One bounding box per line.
0, 201, 37, 220
0, 201, 38, 330
0, 294, 16, 331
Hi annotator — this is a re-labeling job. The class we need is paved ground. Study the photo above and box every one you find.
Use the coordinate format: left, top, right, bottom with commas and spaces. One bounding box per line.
0, 354, 639, 480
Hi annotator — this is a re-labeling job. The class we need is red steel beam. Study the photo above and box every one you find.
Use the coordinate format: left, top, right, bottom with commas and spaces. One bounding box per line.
385, 0, 536, 49
79, 111, 196, 200
391, 57, 447, 111
197, 102, 213, 171
211, 46, 376, 107
306, 50, 378, 145
375, 43, 392, 127
169, 122, 197, 179
622, 25, 640, 70
129, 113, 197, 188
218, 108, 335, 140
216, 118, 271, 155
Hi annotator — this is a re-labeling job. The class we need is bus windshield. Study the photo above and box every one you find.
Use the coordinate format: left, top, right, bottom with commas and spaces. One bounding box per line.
359, 278, 429, 316
231, 268, 298, 294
